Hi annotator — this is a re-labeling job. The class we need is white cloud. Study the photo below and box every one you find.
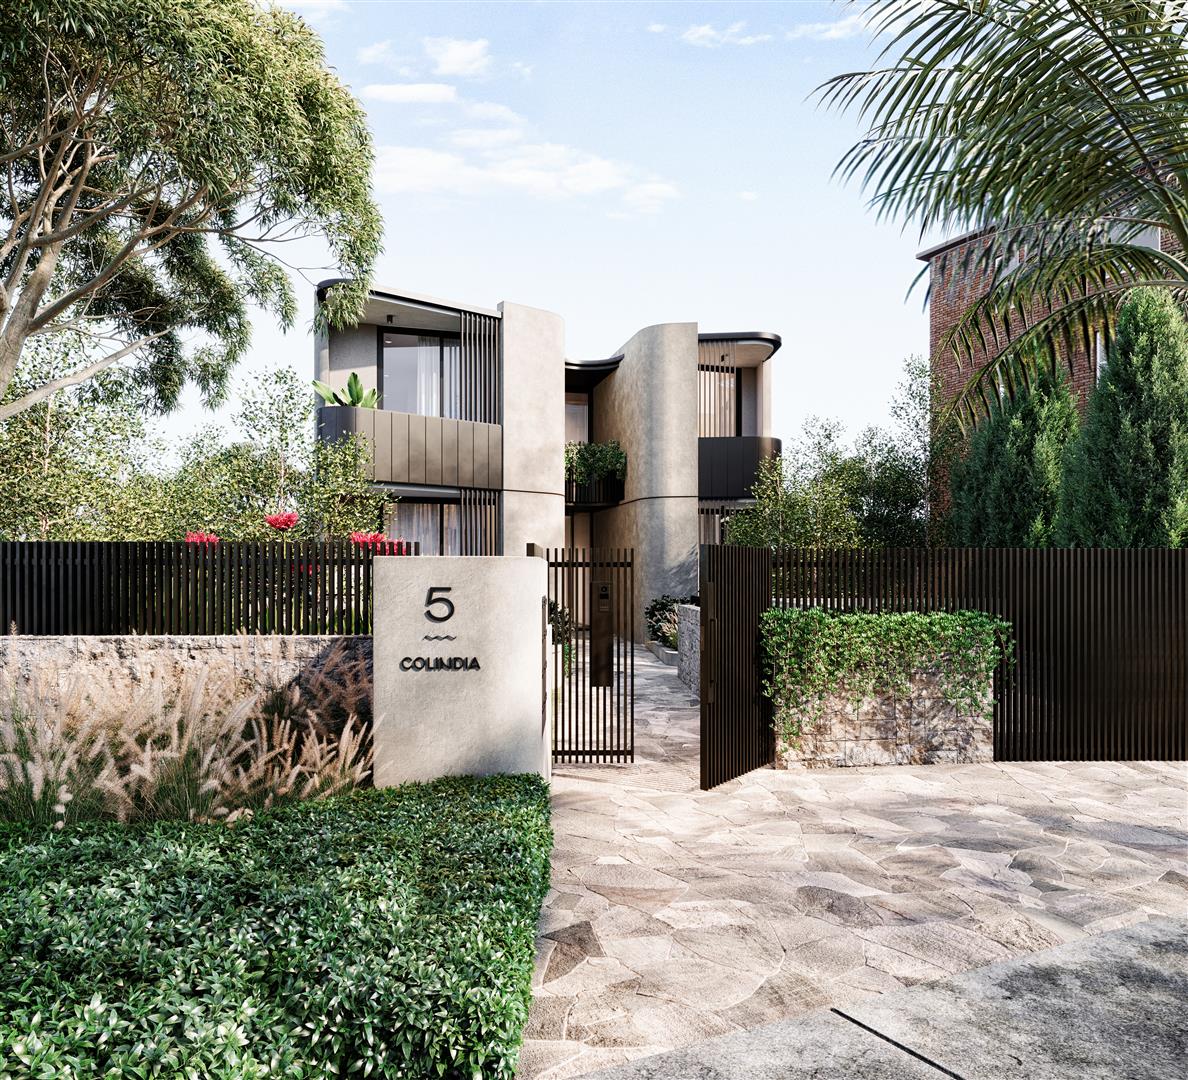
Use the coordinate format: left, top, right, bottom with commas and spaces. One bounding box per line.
357, 40, 394, 65
424, 36, 491, 77
283, 0, 348, 21
647, 23, 667, 33
465, 101, 526, 125
511, 60, 535, 79
739, 191, 759, 202
623, 181, 680, 214
785, 14, 867, 41
449, 128, 526, 150
362, 83, 458, 104
681, 21, 772, 47
374, 137, 679, 215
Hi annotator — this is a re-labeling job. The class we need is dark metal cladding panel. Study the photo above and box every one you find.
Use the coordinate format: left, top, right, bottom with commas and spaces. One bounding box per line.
390, 411, 410, 482
472, 422, 490, 489
372, 409, 393, 482
457, 422, 474, 488
488, 425, 503, 489
424, 416, 443, 486
408, 414, 427, 484
441, 419, 459, 485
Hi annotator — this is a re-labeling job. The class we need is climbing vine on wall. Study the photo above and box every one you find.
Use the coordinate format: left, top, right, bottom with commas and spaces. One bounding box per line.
760, 608, 1013, 747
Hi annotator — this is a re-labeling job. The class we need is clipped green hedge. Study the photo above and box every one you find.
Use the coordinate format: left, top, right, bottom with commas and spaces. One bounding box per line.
0, 775, 552, 1079
761, 608, 1013, 747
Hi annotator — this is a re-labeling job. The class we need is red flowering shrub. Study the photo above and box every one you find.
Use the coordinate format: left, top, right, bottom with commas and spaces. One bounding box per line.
350, 532, 411, 555
184, 531, 219, 544
266, 512, 299, 532
349, 531, 387, 547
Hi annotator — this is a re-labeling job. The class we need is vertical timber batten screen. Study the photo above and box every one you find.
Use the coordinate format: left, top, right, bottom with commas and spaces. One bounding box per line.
540, 547, 635, 763
703, 546, 1186, 787
459, 311, 502, 425
700, 544, 775, 789
0, 541, 418, 636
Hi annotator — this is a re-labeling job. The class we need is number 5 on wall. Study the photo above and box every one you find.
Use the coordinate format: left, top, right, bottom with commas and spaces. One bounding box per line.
425, 587, 455, 623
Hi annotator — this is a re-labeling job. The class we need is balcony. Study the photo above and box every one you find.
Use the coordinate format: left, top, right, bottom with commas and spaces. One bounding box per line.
698, 436, 782, 500
565, 475, 625, 510
318, 406, 503, 488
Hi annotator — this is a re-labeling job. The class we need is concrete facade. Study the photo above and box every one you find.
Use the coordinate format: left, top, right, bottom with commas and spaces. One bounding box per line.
501, 301, 566, 553
371, 556, 551, 786
316, 282, 782, 636
592, 324, 701, 634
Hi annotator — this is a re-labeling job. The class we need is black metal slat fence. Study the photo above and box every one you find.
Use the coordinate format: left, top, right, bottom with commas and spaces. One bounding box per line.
701, 546, 1187, 788
0, 541, 418, 636
539, 546, 635, 764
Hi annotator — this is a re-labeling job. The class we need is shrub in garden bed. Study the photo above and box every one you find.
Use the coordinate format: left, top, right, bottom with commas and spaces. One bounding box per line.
645, 594, 697, 649
761, 607, 1013, 749
0, 775, 552, 1078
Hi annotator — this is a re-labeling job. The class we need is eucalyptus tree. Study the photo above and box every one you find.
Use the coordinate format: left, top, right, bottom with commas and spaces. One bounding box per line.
822, 0, 1188, 425
0, 0, 381, 420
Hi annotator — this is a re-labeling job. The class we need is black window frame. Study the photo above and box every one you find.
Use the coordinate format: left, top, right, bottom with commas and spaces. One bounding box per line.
376, 326, 462, 418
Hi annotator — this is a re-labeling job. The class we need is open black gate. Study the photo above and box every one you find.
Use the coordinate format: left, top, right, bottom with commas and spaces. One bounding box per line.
534, 546, 634, 763
699, 543, 775, 789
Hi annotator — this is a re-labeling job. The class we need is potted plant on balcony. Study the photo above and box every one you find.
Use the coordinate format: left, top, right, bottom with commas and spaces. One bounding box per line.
312, 372, 378, 408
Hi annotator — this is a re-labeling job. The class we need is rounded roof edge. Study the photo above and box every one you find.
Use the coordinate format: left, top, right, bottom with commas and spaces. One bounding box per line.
698, 331, 782, 360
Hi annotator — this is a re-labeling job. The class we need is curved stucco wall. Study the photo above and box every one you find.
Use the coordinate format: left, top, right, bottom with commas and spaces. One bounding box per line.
592, 322, 700, 638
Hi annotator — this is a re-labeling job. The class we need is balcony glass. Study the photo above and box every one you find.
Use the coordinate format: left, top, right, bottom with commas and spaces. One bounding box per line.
381, 333, 462, 418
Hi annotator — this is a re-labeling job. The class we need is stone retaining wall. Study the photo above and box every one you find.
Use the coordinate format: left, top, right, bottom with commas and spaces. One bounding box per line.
676, 603, 699, 694
0, 635, 372, 717
777, 671, 993, 768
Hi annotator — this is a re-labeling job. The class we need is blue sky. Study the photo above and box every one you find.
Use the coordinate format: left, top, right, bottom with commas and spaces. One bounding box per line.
171, 1, 934, 445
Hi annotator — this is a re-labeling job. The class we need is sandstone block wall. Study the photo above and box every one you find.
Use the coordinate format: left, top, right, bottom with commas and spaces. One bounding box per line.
676, 603, 699, 694
777, 670, 993, 769
0, 635, 372, 715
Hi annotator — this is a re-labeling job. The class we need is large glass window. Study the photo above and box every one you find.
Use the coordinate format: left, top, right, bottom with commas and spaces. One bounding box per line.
381, 332, 461, 417
390, 500, 444, 556
565, 392, 589, 443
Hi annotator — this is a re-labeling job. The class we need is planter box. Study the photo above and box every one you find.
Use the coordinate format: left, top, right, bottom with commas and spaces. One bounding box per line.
777, 669, 993, 769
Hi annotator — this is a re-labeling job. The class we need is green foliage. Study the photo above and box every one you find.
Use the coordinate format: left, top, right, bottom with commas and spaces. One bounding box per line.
0, 0, 381, 419
0, 775, 552, 1078
761, 608, 1013, 748
644, 594, 694, 649
822, 0, 1188, 425
0, 351, 388, 540
949, 370, 1080, 546
564, 440, 627, 484
548, 600, 575, 675
313, 372, 379, 409
1057, 289, 1188, 547
726, 359, 945, 548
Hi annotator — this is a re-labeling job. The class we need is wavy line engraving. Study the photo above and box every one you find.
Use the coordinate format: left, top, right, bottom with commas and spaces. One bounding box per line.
422, 634, 457, 641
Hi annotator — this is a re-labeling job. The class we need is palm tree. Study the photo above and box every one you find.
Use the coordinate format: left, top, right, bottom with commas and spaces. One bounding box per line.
821, 0, 1188, 426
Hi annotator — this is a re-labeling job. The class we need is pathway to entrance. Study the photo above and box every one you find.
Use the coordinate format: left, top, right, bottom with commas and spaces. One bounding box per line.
519, 647, 1188, 1079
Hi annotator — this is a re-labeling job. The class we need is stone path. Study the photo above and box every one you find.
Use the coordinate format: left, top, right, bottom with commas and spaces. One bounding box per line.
584, 917, 1188, 1079
518, 647, 1188, 1080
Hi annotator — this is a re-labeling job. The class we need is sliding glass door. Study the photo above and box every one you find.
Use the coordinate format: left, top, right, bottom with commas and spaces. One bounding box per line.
380, 332, 462, 418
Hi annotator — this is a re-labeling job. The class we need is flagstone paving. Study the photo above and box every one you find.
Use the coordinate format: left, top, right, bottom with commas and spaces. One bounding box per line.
517, 647, 1188, 1079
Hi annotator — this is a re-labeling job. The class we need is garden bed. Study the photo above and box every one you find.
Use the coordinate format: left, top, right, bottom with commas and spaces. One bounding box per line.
0, 775, 552, 1078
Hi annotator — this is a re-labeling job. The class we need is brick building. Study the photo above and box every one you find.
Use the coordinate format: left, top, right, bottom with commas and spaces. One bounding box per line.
918, 226, 1174, 418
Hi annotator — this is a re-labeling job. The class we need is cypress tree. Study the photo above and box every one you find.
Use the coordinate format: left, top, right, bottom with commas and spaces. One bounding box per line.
1057, 288, 1188, 547
949, 370, 1079, 546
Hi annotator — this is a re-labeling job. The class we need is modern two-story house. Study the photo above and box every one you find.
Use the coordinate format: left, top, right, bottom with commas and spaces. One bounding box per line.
313, 281, 781, 636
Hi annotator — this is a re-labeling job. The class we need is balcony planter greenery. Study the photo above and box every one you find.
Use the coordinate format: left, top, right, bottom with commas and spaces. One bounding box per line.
564, 441, 627, 506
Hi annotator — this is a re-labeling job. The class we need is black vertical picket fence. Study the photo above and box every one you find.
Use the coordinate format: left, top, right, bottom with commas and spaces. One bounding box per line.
0, 541, 418, 635
701, 546, 1188, 789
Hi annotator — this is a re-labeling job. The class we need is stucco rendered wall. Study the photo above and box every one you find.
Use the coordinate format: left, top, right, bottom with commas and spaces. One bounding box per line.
321, 324, 379, 396
500, 301, 566, 554
371, 555, 551, 786
593, 323, 700, 639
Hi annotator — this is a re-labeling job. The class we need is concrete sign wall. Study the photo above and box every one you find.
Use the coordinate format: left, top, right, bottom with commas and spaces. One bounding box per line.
372, 556, 550, 786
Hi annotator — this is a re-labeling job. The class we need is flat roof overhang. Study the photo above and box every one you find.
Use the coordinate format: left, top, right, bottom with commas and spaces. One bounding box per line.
316, 279, 500, 334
